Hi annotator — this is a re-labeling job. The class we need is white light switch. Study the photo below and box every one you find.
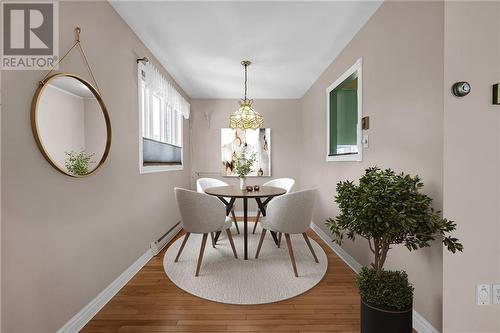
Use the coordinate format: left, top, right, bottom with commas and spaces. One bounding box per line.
362, 134, 369, 148
493, 284, 500, 304
477, 284, 491, 305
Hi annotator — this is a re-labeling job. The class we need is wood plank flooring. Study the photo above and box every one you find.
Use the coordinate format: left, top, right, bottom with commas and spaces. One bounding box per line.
82, 219, 417, 333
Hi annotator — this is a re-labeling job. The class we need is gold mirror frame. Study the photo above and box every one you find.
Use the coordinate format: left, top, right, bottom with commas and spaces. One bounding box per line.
31, 73, 112, 178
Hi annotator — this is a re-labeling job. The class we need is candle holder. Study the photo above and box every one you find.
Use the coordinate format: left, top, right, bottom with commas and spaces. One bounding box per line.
253, 185, 260, 191
246, 186, 254, 192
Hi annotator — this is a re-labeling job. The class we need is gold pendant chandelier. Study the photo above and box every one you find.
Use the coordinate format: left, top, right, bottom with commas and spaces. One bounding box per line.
229, 60, 264, 130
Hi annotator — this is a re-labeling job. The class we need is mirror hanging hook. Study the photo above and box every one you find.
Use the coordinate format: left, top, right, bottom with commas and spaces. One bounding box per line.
75, 27, 81, 43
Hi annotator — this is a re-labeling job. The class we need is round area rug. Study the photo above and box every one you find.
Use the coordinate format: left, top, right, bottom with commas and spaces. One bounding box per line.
163, 224, 328, 305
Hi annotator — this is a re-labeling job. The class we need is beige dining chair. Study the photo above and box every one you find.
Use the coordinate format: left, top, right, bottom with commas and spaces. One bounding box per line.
255, 189, 318, 277
252, 178, 295, 234
197, 178, 240, 235
174, 188, 238, 277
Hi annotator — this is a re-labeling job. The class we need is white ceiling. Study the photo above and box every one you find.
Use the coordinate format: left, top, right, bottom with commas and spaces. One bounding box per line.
49, 76, 96, 98
111, 1, 382, 99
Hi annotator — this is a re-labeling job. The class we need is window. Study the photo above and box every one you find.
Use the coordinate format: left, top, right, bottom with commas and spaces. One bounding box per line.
138, 62, 189, 173
326, 58, 363, 162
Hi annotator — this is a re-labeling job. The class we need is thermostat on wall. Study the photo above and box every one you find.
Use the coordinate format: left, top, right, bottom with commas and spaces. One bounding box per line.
452, 82, 471, 97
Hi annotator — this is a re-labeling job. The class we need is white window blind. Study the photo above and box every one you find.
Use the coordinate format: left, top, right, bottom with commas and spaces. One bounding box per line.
138, 61, 189, 173
139, 62, 189, 147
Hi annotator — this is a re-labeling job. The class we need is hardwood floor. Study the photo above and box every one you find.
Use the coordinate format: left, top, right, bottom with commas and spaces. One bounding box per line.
82, 219, 416, 333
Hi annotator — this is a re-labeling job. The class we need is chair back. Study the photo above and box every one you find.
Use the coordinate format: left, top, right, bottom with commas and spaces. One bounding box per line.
263, 178, 295, 193
175, 188, 226, 234
266, 189, 317, 234
196, 177, 229, 193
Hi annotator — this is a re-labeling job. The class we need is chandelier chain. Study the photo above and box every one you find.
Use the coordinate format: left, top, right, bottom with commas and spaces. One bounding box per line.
230, 60, 263, 130
244, 62, 248, 100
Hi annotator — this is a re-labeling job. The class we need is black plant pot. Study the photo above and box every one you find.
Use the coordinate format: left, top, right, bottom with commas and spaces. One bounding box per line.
361, 301, 412, 333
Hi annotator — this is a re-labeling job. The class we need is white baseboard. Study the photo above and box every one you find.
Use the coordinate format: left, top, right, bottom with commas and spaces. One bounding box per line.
57, 227, 182, 333
413, 310, 440, 333
311, 224, 362, 273
310, 223, 440, 333
150, 222, 182, 256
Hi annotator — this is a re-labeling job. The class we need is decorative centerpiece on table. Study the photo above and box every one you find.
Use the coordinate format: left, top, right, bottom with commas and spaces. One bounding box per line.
326, 167, 462, 333
234, 151, 256, 190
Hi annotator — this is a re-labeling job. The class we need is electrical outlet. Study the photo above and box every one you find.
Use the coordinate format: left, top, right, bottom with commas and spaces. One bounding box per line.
493, 284, 500, 304
477, 284, 491, 305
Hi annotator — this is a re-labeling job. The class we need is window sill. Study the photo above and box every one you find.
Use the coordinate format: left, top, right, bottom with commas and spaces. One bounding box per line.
140, 164, 183, 174
326, 154, 362, 162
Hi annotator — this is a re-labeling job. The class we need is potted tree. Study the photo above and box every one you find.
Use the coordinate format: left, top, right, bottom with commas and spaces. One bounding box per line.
326, 167, 462, 333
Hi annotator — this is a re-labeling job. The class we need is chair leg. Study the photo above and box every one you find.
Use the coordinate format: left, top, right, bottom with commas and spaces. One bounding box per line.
174, 232, 190, 263
284, 234, 298, 277
210, 232, 216, 248
302, 233, 319, 263
231, 210, 240, 234
255, 228, 267, 259
195, 233, 208, 277
278, 232, 282, 248
226, 228, 238, 258
252, 210, 261, 234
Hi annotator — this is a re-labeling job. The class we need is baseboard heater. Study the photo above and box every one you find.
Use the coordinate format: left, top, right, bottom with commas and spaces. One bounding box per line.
150, 220, 182, 256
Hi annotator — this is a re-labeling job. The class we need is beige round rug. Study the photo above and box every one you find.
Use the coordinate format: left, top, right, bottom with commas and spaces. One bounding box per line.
163, 223, 328, 304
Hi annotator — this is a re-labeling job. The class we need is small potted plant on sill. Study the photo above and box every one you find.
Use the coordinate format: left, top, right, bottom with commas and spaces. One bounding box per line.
234, 151, 256, 190
326, 167, 463, 333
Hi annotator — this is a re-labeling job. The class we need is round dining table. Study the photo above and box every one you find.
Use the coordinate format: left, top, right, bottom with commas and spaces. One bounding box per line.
204, 185, 286, 260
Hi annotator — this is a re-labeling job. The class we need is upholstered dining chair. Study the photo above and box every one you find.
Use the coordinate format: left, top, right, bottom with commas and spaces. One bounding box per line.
252, 178, 295, 235
174, 188, 238, 277
197, 178, 240, 235
255, 189, 318, 277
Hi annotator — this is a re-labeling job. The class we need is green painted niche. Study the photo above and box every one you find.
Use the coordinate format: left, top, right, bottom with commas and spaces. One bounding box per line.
328, 72, 358, 156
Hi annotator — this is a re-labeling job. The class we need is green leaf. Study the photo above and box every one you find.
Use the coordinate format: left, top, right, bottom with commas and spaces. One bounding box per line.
64, 150, 95, 176
357, 267, 414, 310
234, 151, 256, 178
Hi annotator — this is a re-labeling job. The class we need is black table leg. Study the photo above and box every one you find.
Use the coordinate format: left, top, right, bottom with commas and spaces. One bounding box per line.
255, 198, 266, 216
243, 197, 248, 260
214, 231, 221, 243
218, 197, 236, 216
270, 231, 279, 245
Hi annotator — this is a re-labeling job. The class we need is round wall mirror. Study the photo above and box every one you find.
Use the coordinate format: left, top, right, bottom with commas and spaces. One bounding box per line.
31, 73, 111, 177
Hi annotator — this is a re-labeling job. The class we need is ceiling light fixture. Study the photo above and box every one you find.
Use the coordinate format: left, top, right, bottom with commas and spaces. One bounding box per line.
229, 60, 263, 130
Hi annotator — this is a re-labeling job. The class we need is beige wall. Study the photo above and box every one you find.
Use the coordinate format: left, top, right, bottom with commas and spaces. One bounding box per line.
443, 2, 500, 332
299, 1, 445, 329
190, 99, 301, 211
1, 2, 191, 332
84, 98, 107, 170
